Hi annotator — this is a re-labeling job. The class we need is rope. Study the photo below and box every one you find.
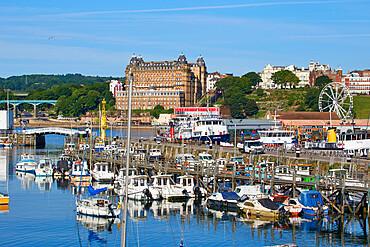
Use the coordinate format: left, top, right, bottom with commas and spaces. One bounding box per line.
168, 218, 177, 247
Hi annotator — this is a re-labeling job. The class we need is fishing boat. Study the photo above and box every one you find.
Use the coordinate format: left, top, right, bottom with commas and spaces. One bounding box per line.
15, 154, 37, 173
238, 197, 287, 218
35, 158, 54, 177
70, 160, 91, 182
206, 191, 240, 211
76, 185, 120, 218
0, 192, 9, 205
176, 175, 207, 198
151, 175, 189, 201
91, 162, 115, 182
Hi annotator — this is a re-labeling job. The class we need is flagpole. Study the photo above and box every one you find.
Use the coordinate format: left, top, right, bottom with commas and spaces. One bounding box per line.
121, 69, 133, 247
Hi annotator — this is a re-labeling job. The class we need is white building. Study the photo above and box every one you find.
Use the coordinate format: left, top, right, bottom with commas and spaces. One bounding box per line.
109, 80, 124, 97
260, 61, 330, 89
206, 72, 221, 92
342, 71, 370, 95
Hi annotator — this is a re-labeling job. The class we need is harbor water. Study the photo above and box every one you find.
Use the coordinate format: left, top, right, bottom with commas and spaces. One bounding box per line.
0, 132, 369, 246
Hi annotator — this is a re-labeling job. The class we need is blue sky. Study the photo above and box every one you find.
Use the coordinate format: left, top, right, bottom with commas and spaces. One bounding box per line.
1, 0, 370, 77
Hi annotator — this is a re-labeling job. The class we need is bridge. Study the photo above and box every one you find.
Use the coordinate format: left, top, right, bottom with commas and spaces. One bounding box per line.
21, 127, 88, 136
0, 100, 58, 118
14, 127, 88, 148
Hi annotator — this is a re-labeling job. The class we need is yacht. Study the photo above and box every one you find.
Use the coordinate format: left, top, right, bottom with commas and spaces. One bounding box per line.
35, 158, 54, 177
15, 154, 37, 173
91, 162, 115, 182
238, 197, 287, 218
151, 175, 189, 201
76, 184, 120, 218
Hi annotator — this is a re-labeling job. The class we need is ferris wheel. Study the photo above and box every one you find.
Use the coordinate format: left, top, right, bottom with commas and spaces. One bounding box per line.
318, 82, 353, 120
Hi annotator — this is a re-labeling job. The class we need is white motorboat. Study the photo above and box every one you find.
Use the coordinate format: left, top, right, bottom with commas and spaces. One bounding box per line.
198, 152, 214, 168
151, 175, 189, 201
76, 184, 120, 218
206, 191, 240, 211
91, 162, 115, 182
176, 175, 207, 198
175, 153, 199, 170
120, 175, 162, 201
148, 148, 162, 160
234, 184, 270, 200
15, 154, 37, 173
238, 197, 287, 218
35, 158, 54, 177
70, 160, 91, 182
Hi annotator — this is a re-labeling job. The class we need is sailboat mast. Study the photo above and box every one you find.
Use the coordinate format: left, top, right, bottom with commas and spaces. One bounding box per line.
121, 69, 133, 247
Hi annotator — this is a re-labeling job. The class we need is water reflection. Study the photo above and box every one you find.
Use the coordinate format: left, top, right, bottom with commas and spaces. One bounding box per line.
35, 177, 53, 191
15, 171, 35, 190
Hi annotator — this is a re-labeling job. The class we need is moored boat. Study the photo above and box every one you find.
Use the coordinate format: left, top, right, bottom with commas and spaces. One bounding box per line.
91, 162, 115, 182
238, 197, 287, 218
15, 154, 37, 173
70, 160, 91, 182
35, 158, 54, 177
206, 191, 240, 211
0, 192, 9, 205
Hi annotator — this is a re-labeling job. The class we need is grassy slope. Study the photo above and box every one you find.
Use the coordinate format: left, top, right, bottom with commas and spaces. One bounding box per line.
353, 96, 370, 119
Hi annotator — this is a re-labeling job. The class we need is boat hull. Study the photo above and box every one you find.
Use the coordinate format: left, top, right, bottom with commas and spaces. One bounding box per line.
189, 133, 230, 144
206, 199, 239, 211
0, 196, 9, 205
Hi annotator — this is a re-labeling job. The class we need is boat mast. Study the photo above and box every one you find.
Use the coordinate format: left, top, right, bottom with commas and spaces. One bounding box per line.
121, 69, 133, 247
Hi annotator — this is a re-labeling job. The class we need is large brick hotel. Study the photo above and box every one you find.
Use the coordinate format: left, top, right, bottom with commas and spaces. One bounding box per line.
115, 54, 207, 110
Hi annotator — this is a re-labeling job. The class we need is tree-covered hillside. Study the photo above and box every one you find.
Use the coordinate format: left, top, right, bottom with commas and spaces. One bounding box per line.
0, 74, 124, 91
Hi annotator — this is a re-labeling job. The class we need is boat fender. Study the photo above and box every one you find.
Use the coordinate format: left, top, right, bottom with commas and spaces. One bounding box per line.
246, 209, 251, 216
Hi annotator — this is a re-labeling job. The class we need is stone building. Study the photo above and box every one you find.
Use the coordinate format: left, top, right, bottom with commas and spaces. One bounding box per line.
115, 54, 207, 110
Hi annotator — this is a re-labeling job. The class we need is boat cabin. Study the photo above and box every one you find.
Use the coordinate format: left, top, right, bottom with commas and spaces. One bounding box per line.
152, 175, 176, 187
328, 169, 347, 179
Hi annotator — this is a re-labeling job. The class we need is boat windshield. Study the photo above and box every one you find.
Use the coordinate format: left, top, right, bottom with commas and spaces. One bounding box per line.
246, 141, 262, 146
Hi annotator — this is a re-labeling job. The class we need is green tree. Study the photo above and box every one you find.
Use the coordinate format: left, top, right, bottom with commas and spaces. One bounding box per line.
244, 99, 259, 116
242, 72, 262, 87
271, 70, 300, 88
314, 75, 332, 87
256, 88, 265, 97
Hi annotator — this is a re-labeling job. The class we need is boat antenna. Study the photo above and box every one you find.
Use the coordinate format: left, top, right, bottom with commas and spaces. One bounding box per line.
121, 69, 133, 247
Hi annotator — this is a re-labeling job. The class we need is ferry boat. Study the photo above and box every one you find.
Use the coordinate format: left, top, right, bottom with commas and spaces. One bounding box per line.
175, 115, 230, 144
15, 154, 38, 173
258, 130, 297, 150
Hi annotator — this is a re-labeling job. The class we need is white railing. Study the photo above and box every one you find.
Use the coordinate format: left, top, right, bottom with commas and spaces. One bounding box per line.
22, 127, 87, 136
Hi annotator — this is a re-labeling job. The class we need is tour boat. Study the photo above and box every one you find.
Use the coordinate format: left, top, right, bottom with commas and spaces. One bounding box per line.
238, 198, 287, 218
174, 115, 230, 144
176, 175, 207, 198
15, 154, 37, 173
91, 162, 115, 182
70, 160, 91, 182
151, 175, 189, 201
206, 192, 240, 211
0, 192, 9, 205
35, 158, 54, 177
258, 129, 297, 150
76, 185, 120, 218
337, 131, 370, 156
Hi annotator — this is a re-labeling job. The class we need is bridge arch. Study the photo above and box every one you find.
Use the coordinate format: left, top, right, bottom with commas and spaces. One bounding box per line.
0, 100, 57, 118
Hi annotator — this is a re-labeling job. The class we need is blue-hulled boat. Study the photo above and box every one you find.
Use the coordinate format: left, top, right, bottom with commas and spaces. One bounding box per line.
295, 190, 329, 217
